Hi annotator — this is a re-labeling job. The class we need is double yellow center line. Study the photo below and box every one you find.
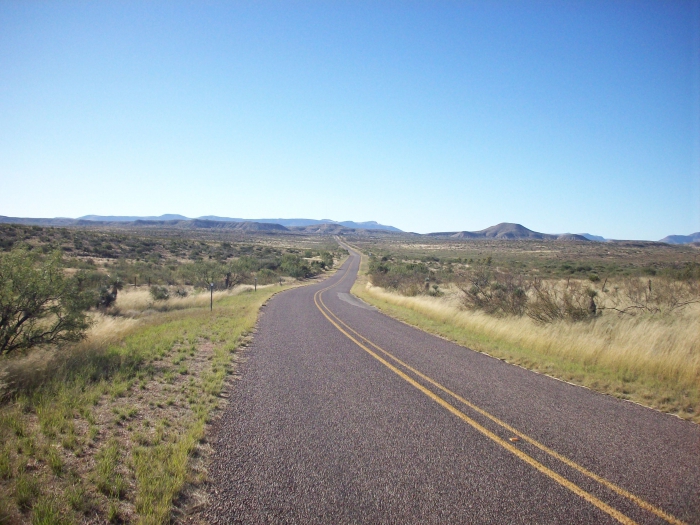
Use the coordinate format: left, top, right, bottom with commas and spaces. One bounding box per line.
313, 249, 685, 525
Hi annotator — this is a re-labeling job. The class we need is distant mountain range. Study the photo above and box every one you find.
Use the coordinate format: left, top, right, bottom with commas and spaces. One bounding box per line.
429, 224, 700, 244
0, 215, 402, 234
1, 215, 697, 243
77, 215, 402, 232
658, 232, 700, 245
428, 223, 589, 241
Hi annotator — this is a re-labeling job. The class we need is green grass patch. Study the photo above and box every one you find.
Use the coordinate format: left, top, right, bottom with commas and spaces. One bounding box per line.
31, 494, 64, 525
15, 472, 40, 510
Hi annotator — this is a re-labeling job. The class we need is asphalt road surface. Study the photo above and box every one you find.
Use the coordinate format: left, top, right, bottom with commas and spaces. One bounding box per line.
204, 247, 699, 524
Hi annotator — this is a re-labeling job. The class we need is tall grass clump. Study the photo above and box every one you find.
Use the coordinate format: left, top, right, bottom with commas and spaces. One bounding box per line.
94, 439, 125, 498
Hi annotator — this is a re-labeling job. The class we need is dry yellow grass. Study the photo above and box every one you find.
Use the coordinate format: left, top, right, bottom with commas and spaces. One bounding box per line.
113, 284, 277, 315
84, 313, 141, 345
356, 282, 700, 421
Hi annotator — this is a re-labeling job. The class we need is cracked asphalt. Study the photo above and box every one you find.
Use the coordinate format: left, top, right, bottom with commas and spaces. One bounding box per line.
203, 249, 700, 524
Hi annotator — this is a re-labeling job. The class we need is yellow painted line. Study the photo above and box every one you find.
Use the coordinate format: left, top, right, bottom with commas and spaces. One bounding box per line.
322, 248, 685, 525
313, 287, 636, 525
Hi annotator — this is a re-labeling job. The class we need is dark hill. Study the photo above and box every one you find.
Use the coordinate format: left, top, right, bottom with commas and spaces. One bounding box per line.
659, 233, 700, 245
429, 223, 588, 241
479, 223, 548, 239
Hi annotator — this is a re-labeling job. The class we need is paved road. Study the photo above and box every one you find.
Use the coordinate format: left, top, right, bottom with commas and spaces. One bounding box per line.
204, 247, 699, 524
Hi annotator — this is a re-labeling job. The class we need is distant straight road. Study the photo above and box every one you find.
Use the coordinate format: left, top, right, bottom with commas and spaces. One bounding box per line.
204, 247, 699, 524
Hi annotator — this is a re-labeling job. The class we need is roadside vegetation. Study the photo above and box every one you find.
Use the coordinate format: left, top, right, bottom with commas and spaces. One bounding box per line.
349, 237, 700, 422
0, 223, 342, 290
0, 224, 345, 524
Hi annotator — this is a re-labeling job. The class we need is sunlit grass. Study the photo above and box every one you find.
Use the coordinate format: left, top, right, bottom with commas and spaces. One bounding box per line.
113, 284, 278, 315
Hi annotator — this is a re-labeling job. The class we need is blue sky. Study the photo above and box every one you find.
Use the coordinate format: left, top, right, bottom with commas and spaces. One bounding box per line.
1, 1, 698, 239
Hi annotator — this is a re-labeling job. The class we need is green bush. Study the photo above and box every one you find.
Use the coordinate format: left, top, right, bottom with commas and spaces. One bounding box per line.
0, 249, 93, 356
280, 254, 311, 279
368, 258, 430, 294
256, 268, 277, 285
149, 286, 170, 301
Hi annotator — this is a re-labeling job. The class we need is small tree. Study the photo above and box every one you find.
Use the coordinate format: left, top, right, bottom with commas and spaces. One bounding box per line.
0, 248, 93, 356
224, 259, 250, 288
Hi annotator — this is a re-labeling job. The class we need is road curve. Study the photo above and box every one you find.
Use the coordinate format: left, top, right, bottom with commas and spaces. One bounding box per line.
204, 248, 699, 524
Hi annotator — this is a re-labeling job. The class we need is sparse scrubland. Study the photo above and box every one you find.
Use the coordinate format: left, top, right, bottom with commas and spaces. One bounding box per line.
348, 236, 700, 422
1, 222, 697, 523
0, 224, 344, 524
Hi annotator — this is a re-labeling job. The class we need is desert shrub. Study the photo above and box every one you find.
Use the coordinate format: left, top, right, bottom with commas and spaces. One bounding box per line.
428, 284, 443, 297
256, 268, 278, 285
604, 277, 700, 316
320, 251, 334, 268
309, 259, 327, 273
660, 262, 700, 281
280, 254, 312, 279
234, 256, 262, 273
110, 260, 176, 287
527, 279, 597, 324
458, 268, 530, 316
149, 286, 170, 301
368, 258, 430, 294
